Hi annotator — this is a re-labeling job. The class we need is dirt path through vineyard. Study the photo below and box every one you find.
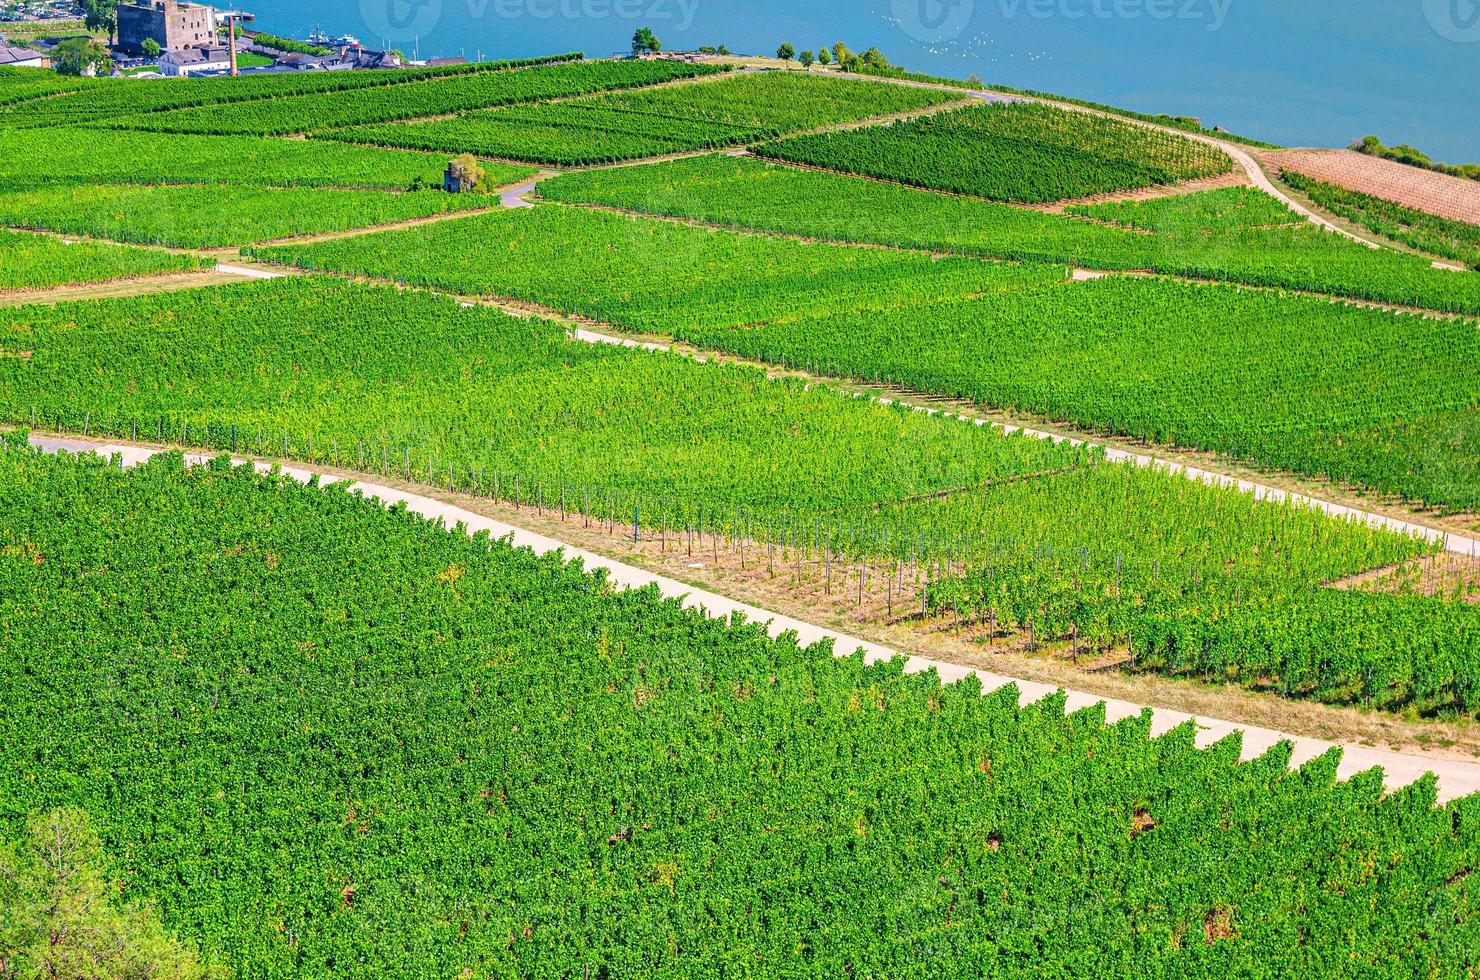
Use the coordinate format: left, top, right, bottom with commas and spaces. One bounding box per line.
222, 248, 1479, 551
26, 432, 1480, 803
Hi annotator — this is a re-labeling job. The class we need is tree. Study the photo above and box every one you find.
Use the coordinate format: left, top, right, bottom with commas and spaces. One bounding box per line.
53, 38, 113, 77
140, 37, 160, 59
445, 154, 488, 193
717, 44, 730, 56
631, 27, 661, 56
776, 42, 794, 65
0, 808, 219, 979
816, 47, 831, 66
81, 0, 119, 46
832, 41, 851, 67
861, 46, 890, 68
799, 50, 814, 70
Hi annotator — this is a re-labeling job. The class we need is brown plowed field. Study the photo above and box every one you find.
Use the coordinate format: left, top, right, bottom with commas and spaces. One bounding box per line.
1264, 148, 1480, 225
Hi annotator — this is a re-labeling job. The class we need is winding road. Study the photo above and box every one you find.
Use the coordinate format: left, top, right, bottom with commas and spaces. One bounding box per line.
822, 68, 1382, 247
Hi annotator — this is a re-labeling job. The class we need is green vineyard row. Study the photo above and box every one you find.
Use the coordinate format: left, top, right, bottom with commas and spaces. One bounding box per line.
540, 155, 1480, 315
757, 101, 1234, 203
1, 441, 1476, 975
1, 278, 1473, 714
323, 71, 959, 166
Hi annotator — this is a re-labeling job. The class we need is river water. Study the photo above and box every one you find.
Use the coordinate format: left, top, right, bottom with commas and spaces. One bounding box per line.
239, 0, 1480, 159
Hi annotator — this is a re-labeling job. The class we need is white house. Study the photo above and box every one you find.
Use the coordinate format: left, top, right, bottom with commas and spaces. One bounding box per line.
158, 44, 231, 76
0, 44, 48, 69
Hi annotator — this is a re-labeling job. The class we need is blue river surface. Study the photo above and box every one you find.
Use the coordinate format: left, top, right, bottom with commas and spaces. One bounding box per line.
241, 0, 1479, 159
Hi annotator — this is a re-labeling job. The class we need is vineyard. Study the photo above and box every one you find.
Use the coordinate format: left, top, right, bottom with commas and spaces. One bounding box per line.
0, 184, 494, 249
0, 69, 86, 107
4, 51, 1480, 971
0, 127, 514, 192
756, 101, 1233, 203
0, 229, 206, 292
0, 278, 1087, 519
541, 154, 1480, 314
1281, 170, 1480, 268
1, 444, 1477, 974
105, 61, 726, 137
656, 272, 1480, 511
247, 203, 1070, 331
0, 53, 584, 128
984, 84, 1282, 149
251, 203, 1480, 512
4, 277, 1476, 713
1266, 147, 1480, 225
324, 72, 958, 166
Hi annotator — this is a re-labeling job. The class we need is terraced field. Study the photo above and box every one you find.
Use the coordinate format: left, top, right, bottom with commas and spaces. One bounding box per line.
247, 203, 1069, 330
0, 53, 583, 128
322, 71, 959, 166
103, 60, 725, 137
0, 229, 207, 292
250, 201, 1480, 512
4, 442, 1477, 976
1280, 169, 1480, 268
0, 183, 495, 249
661, 272, 1480, 512
542, 154, 1480, 314
757, 100, 1234, 202
0, 127, 508, 191
1267, 147, 1480, 225
7, 252, 1466, 713
3, 53, 1480, 978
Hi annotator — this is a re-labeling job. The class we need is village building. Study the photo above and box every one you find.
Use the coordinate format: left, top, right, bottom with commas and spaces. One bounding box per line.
118, 0, 216, 56
0, 44, 48, 69
158, 44, 232, 76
